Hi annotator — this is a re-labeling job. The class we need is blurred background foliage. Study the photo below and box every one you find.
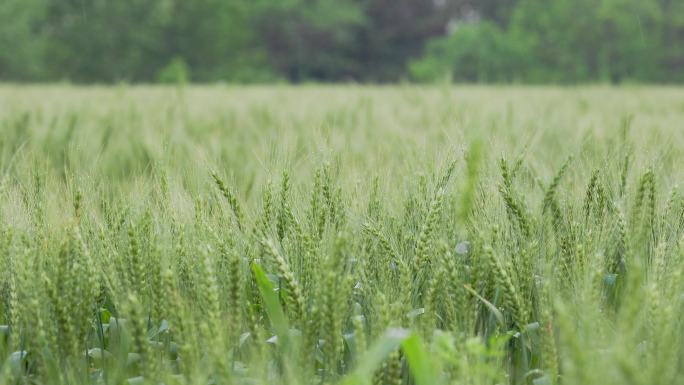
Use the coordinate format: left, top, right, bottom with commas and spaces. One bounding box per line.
0, 0, 683, 83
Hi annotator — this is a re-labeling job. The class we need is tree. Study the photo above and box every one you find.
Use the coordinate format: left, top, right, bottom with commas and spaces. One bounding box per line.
355, 0, 459, 81
0, 0, 683, 83
409, 21, 528, 82
44, 0, 172, 82
659, 0, 684, 82
0, 0, 47, 81
252, 0, 365, 81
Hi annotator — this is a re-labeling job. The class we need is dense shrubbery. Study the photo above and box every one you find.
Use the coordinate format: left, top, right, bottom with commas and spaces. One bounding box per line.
1, 0, 683, 83
411, 0, 683, 83
409, 22, 528, 82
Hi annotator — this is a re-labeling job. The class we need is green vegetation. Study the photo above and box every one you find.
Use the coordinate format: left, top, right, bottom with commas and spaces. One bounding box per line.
1, 0, 683, 83
1, 85, 684, 385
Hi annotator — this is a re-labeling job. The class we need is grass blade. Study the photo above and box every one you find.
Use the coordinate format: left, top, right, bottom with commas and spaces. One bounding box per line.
251, 263, 290, 345
401, 334, 438, 385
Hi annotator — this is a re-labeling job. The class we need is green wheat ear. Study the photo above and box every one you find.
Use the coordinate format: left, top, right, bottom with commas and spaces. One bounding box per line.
211, 171, 244, 231
261, 238, 305, 323
499, 158, 531, 238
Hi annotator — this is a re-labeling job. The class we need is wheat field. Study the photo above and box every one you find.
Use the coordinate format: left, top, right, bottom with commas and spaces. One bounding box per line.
1, 85, 684, 385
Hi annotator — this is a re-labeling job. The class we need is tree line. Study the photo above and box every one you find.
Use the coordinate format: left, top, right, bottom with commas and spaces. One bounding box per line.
1, 0, 682, 83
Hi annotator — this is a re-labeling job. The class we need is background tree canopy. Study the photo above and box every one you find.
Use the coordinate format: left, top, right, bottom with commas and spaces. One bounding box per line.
0, 0, 682, 83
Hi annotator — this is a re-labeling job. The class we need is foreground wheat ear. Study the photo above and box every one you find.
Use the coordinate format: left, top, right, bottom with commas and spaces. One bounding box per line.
0, 86, 683, 385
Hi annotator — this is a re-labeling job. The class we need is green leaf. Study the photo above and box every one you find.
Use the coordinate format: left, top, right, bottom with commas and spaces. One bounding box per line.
126, 353, 141, 366
533, 375, 552, 385
406, 308, 425, 319
127, 376, 144, 385
338, 328, 409, 385
8, 350, 27, 373
463, 284, 505, 326
87, 348, 112, 362
401, 334, 438, 385
100, 308, 112, 324
251, 263, 290, 347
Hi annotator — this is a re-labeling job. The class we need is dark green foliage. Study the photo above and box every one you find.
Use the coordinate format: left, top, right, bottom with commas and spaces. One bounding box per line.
1, 0, 683, 83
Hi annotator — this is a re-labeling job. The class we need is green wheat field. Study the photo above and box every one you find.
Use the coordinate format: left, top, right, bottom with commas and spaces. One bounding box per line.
1, 85, 684, 385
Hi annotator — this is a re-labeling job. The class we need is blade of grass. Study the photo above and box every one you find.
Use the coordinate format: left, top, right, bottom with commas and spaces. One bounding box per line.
251, 263, 290, 346
464, 284, 505, 326
401, 334, 438, 385
339, 328, 410, 385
